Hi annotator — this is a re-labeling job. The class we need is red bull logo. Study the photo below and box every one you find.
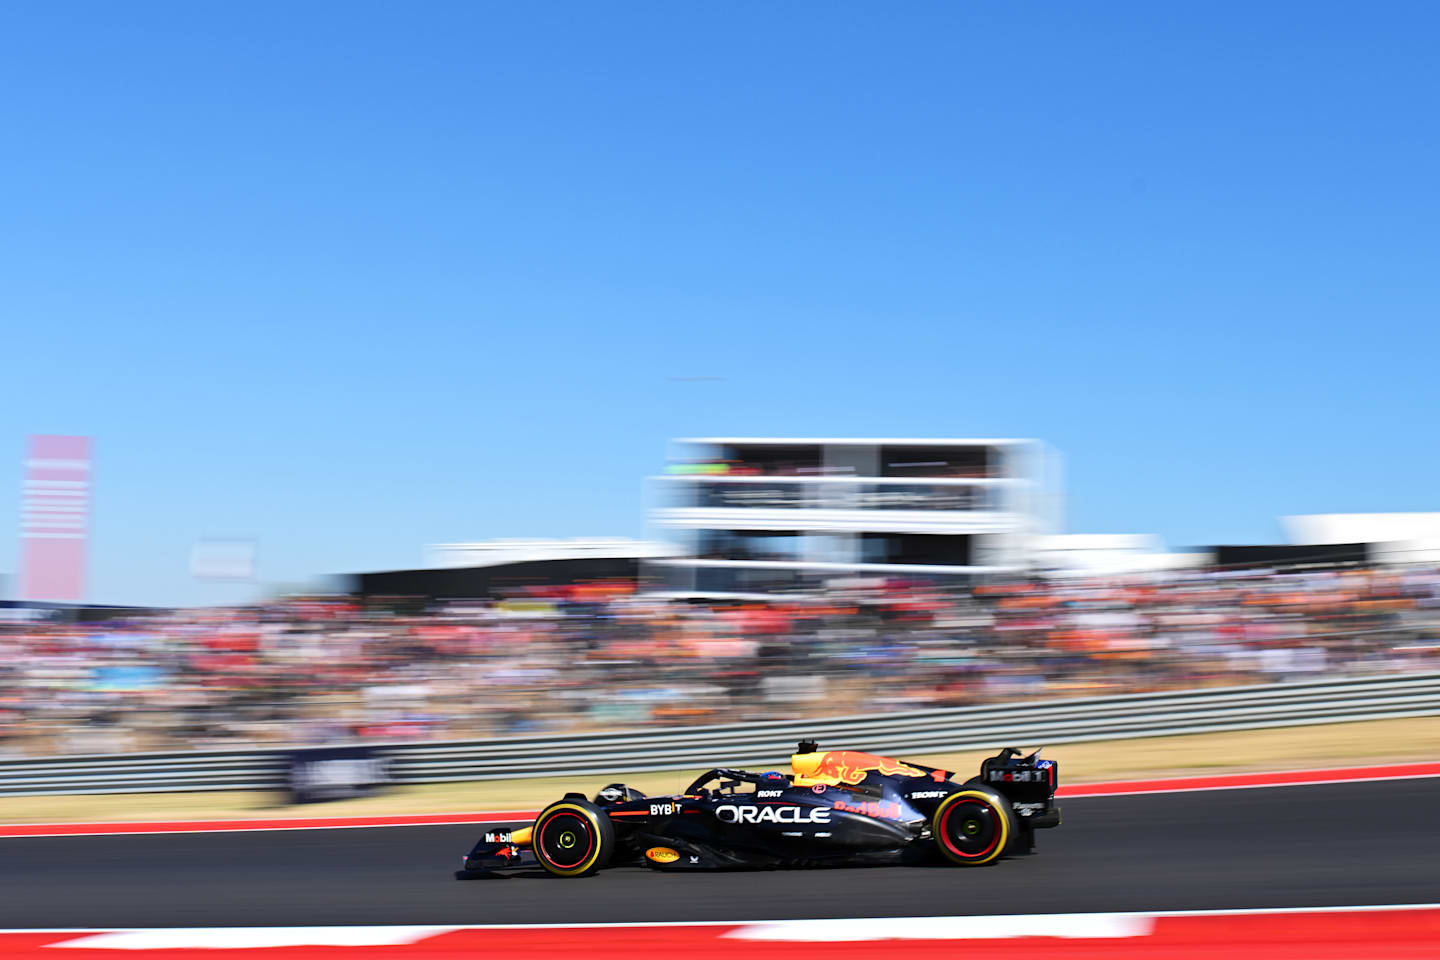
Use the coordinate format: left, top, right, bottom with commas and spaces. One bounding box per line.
791, 750, 923, 786
832, 798, 903, 819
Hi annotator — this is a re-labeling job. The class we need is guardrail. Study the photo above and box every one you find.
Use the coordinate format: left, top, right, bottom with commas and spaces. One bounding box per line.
2, 672, 1438, 797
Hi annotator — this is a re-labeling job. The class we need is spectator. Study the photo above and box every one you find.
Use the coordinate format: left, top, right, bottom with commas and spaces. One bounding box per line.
0, 565, 1436, 757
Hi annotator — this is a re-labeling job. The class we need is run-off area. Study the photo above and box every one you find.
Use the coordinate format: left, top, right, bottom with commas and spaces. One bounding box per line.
3, 908, 1439, 959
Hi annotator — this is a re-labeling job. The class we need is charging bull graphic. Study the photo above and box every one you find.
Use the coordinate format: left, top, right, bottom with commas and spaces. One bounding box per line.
791, 750, 923, 785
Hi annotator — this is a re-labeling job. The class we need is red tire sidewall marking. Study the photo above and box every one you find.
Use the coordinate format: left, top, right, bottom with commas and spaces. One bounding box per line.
938, 796, 1002, 860
535, 811, 595, 871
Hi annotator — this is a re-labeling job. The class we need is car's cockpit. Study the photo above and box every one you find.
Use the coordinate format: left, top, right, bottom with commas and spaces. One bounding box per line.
683, 767, 791, 798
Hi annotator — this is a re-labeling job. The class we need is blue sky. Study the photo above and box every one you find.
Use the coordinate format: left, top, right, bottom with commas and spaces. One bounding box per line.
3, 2, 1437, 605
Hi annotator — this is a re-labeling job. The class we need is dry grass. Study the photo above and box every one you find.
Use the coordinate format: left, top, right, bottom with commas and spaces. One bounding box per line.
2, 715, 1436, 825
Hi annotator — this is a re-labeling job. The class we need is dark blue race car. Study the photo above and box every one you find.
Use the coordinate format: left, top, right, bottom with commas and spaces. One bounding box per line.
457, 741, 1060, 878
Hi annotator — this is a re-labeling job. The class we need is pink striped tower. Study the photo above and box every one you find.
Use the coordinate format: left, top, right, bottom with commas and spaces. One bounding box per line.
19, 435, 93, 603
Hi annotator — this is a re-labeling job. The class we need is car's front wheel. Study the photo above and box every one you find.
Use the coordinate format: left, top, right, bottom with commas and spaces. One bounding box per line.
931, 787, 1016, 866
531, 799, 615, 877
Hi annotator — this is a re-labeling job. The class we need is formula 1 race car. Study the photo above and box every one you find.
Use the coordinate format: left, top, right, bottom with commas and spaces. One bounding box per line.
457, 741, 1059, 877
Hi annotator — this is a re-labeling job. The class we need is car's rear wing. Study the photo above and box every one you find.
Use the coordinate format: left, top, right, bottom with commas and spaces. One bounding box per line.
977, 747, 1060, 829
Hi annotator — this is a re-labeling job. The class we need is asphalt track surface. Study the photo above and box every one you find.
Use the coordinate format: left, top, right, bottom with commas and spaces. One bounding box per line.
3, 779, 1438, 928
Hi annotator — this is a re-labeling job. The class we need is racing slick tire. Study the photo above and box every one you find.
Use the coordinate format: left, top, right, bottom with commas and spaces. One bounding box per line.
531, 799, 615, 877
931, 786, 1018, 867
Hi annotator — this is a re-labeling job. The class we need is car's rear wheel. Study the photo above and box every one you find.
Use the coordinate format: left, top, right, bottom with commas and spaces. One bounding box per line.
532, 799, 614, 877
931, 787, 1016, 866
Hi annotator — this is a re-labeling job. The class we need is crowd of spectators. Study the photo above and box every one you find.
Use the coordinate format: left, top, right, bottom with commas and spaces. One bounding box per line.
2, 565, 1438, 757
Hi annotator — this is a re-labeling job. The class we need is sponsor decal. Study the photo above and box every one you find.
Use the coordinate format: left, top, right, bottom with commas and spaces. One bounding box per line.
645, 846, 680, 863
832, 799, 903, 819
469, 842, 518, 863
811, 784, 827, 794
908, 790, 949, 800
757, 789, 785, 798
649, 802, 679, 816
1014, 802, 1046, 816
597, 787, 623, 802
715, 804, 832, 825
292, 759, 386, 790
989, 769, 1043, 783
688, 855, 700, 864
287, 747, 390, 804
792, 751, 923, 786
482, 831, 511, 843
